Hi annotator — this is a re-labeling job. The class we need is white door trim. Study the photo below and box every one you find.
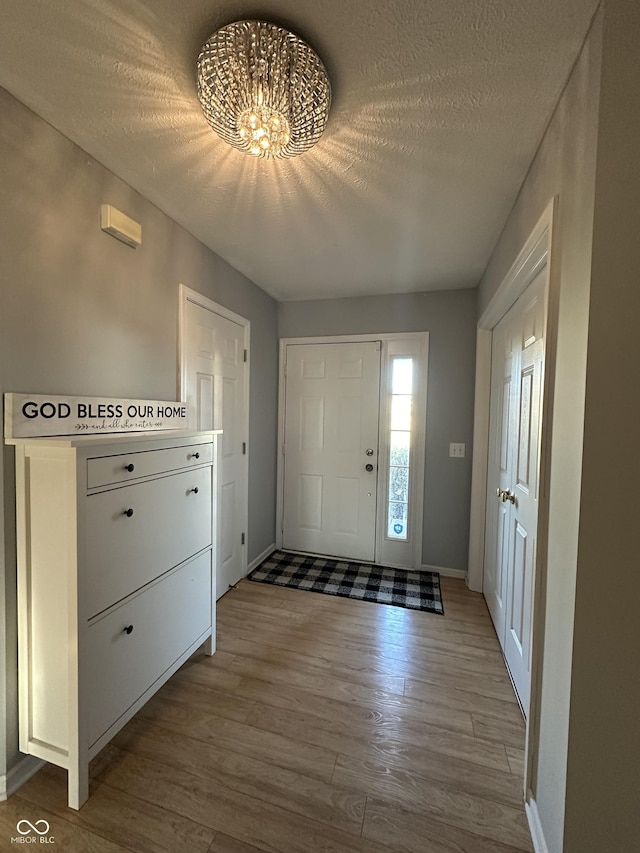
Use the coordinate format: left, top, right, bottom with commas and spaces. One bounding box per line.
467, 197, 558, 803
178, 284, 250, 578
277, 332, 428, 569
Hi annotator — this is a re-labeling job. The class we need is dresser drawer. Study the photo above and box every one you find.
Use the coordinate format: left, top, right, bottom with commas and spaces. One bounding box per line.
86, 551, 211, 746
84, 466, 212, 617
87, 442, 213, 489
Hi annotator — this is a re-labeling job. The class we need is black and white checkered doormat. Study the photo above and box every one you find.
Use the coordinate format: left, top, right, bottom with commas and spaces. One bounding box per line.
248, 551, 444, 614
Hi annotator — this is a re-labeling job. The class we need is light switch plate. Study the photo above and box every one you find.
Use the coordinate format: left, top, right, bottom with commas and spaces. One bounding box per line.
449, 442, 466, 458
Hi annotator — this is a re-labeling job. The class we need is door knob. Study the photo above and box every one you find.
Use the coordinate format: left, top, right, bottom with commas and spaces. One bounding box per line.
365, 448, 374, 456
365, 463, 374, 472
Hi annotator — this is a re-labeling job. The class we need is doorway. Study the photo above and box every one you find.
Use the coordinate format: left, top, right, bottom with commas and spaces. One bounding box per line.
467, 200, 556, 803
277, 333, 429, 569
179, 285, 250, 598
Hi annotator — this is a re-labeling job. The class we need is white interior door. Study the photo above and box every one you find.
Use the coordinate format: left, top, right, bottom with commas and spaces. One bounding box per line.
484, 270, 545, 715
483, 310, 516, 644
282, 341, 381, 561
182, 295, 248, 598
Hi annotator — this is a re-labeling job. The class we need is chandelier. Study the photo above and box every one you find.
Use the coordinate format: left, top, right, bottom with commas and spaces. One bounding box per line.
196, 20, 331, 159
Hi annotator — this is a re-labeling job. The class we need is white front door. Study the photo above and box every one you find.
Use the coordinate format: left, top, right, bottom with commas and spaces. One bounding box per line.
182, 294, 248, 598
484, 270, 545, 715
282, 341, 381, 561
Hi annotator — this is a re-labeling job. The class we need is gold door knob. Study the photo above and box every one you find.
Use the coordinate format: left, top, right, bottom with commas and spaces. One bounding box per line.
496, 487, 516, 504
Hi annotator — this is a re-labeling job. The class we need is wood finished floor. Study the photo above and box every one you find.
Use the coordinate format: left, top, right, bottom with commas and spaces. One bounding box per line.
1, 577, 532, 852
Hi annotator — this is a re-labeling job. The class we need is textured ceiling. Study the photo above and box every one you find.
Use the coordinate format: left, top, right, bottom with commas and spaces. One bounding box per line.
0, 1, 598, 301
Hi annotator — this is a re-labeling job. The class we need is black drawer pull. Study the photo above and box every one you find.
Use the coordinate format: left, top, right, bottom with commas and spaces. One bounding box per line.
124, 508, 134, 518
124, 463, 135, 472
191, 452, 200, 460
189, 487, 199, 495
123, 625, 134, 635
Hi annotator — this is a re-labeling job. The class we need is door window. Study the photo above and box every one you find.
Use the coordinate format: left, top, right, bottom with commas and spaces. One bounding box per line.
387, 357, 413, 541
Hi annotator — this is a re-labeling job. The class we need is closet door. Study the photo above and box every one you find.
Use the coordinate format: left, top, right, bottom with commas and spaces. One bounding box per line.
483, 309, 517, 647
183, 296, 248, 597
484, 270, 545, 715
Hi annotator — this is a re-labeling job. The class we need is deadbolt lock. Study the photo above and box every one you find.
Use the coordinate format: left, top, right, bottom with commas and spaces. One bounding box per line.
365, 448, 374, 456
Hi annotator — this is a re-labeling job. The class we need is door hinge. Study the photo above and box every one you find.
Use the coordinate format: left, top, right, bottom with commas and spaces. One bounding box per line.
242, 441, 247, 455
244, 349, 247, 362
241, 532, 246, 545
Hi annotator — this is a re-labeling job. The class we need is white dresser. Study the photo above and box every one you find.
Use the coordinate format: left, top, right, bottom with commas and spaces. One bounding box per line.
6, 429, 220, 809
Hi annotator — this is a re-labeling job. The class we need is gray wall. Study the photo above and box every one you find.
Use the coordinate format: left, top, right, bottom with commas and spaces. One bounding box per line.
564, 0, 640, 848
478, 10, 601, 852
0, 87, 279, 774
279, 289, 477, 572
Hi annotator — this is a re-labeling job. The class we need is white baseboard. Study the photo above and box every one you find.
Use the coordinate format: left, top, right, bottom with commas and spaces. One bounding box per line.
0, 755, 44, 800
247, 543, 276, 574
422, 563, 467, 580
525, 795, 550, 853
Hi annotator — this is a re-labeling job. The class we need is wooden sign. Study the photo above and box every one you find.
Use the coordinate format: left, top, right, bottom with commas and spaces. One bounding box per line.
4, 393, 188, 439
